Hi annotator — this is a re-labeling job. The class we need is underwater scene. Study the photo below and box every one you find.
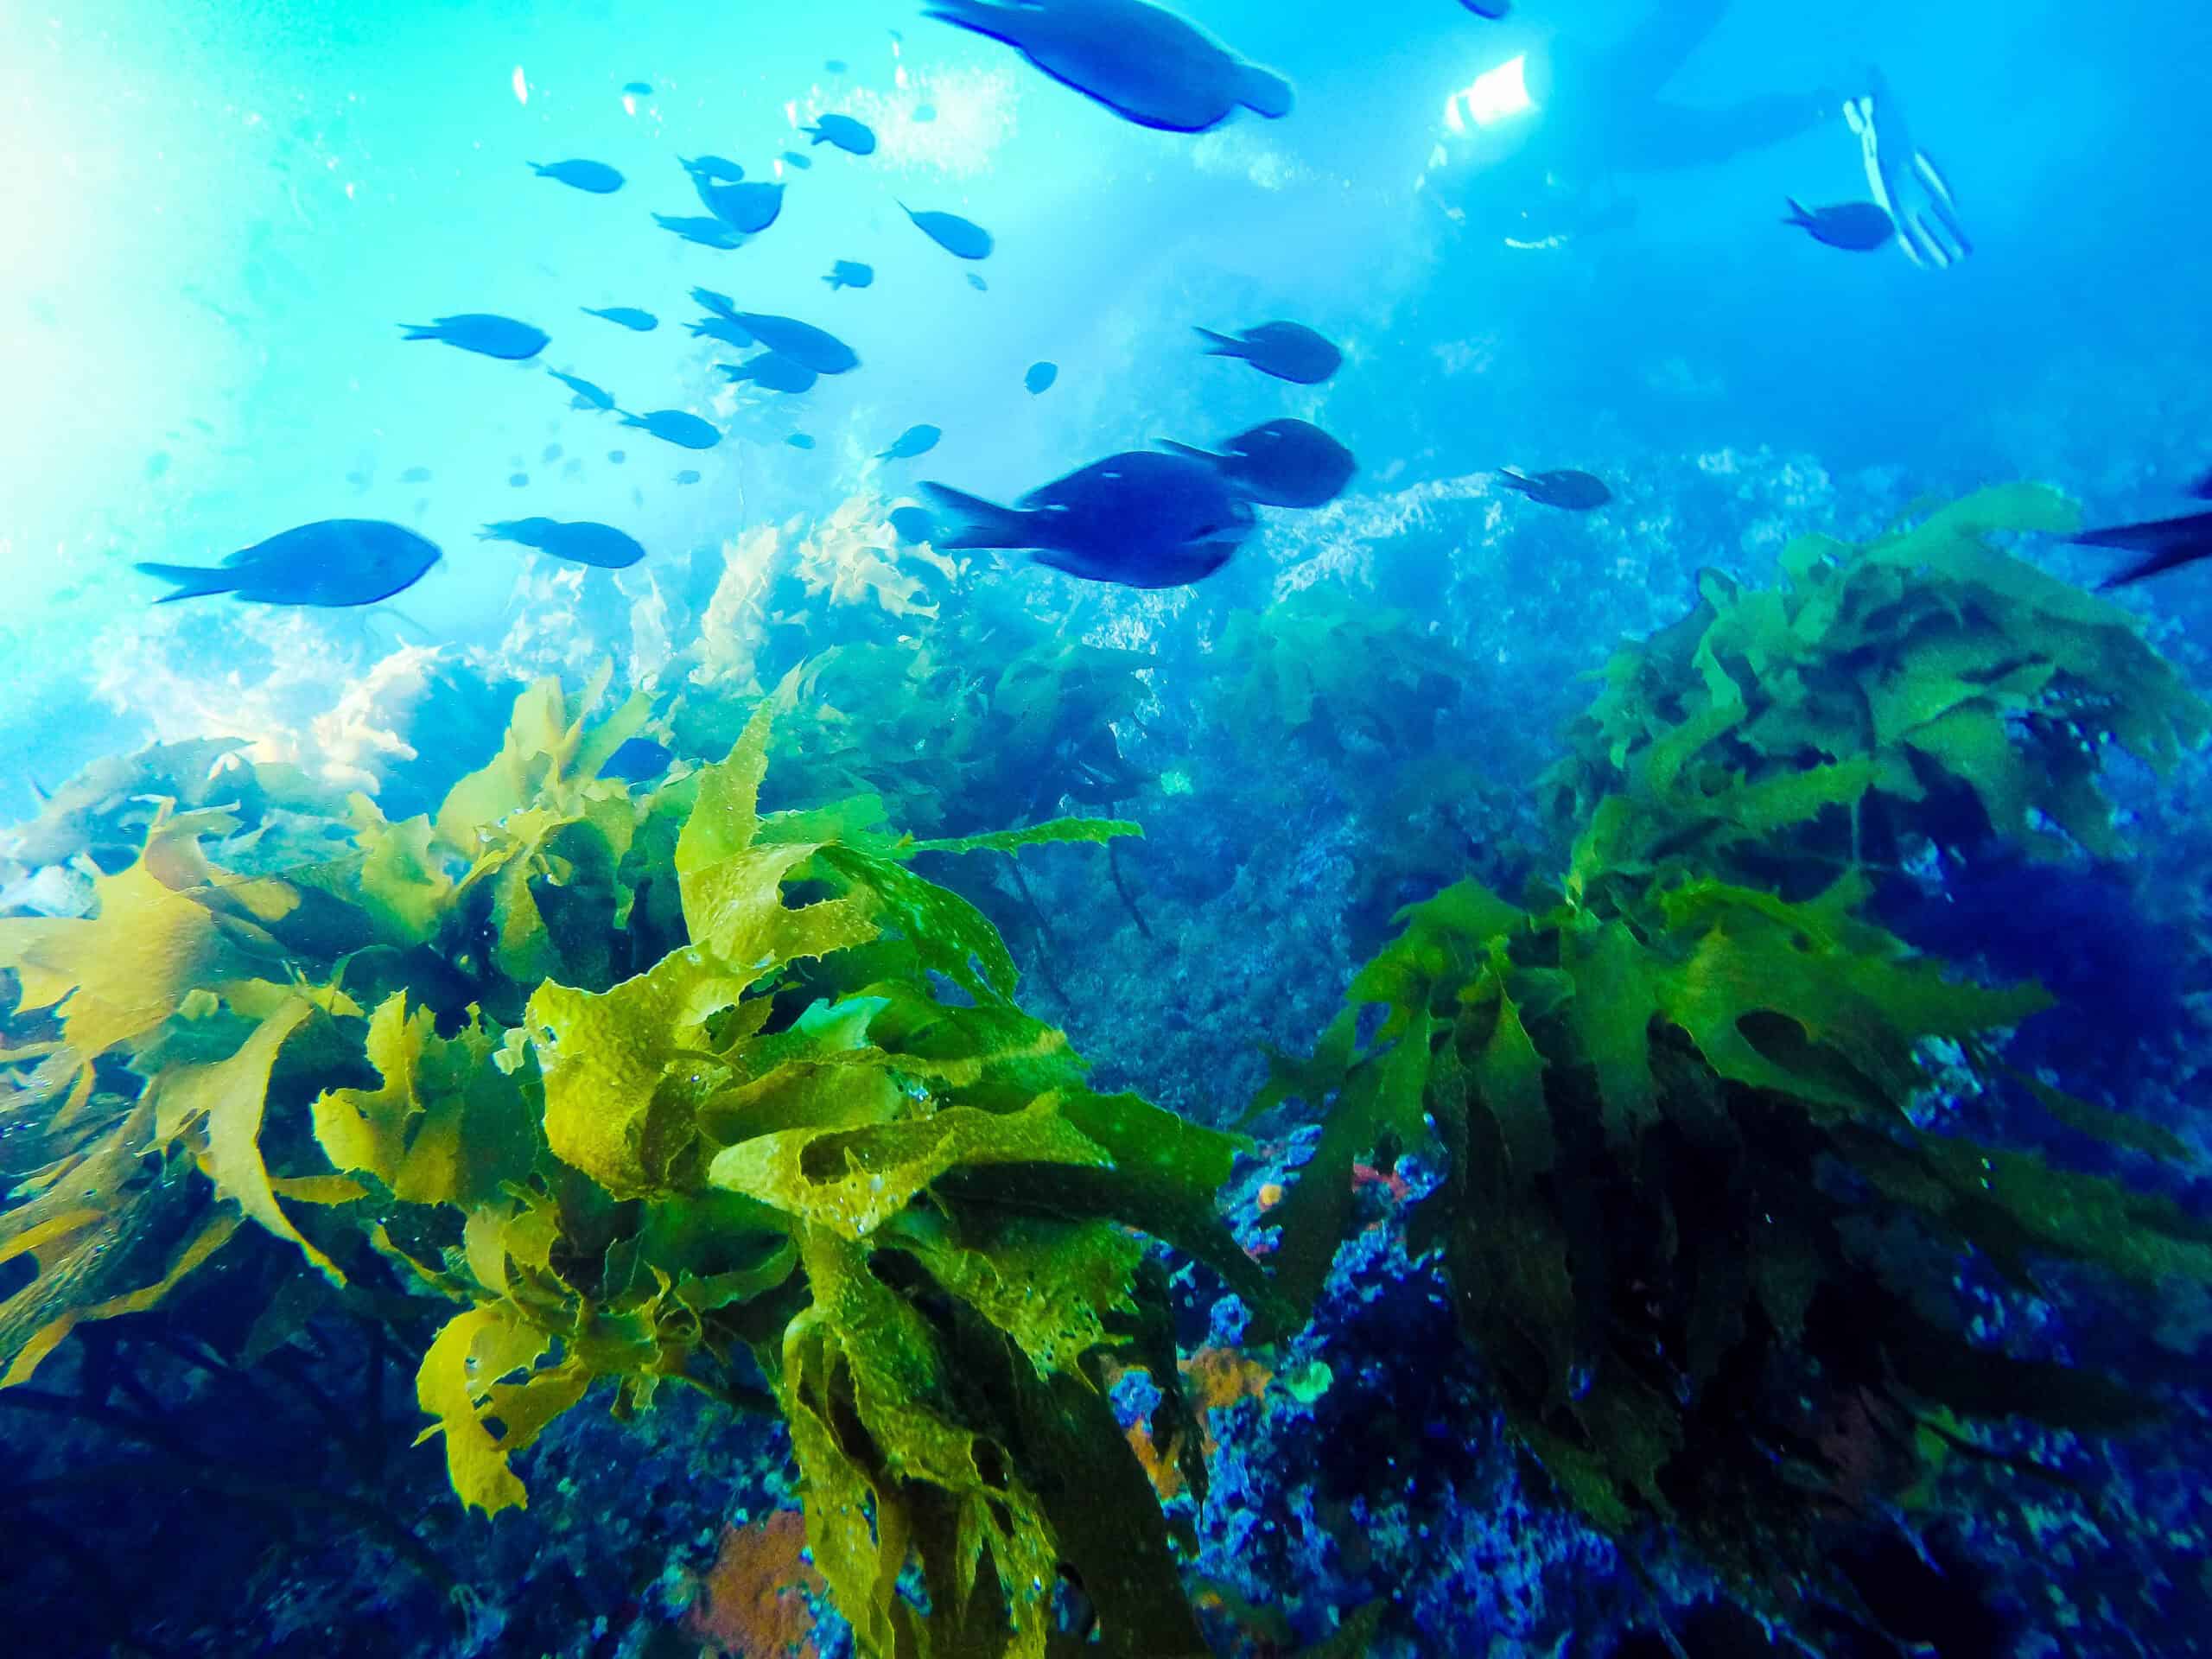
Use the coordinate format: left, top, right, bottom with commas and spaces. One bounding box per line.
8, 0, 2212, 1654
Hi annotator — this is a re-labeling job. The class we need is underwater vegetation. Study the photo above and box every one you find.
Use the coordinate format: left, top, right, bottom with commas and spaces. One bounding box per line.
4, 485, 2212, 1655
1543, 486, 2211, 894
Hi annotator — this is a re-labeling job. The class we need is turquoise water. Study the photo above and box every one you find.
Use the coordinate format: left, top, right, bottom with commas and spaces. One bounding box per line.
4, 2, 2212, 1655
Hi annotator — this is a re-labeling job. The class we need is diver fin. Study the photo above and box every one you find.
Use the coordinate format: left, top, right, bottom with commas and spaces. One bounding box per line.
918, 482, 1033, 550
1236, 63, 1295, 120
1193, 327, 1244, 359
135, 562, 241, 602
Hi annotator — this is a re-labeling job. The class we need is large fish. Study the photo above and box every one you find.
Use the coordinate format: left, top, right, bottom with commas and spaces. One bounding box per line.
399, 314, 547, 359
923, 0, 1292, 134
920, 450, 1253, 588
1497, 467, 1612, 510
480, 517, 645, 568
1196, 320, 1339, 384
721, 311, 859, 374
720, 353, 819, 394
902, 204, 994, 260
878, 423, 943, 461
531, 158, 625, 194
1783, 198, 1895, 251
2073, 509, 2212, 589
582, 305, 658, 331
620, 409, 723, 449
804, 114, 878, 155
1160, 418, 1356, 508
696, 178, 785, 234
137, 520, 441, 606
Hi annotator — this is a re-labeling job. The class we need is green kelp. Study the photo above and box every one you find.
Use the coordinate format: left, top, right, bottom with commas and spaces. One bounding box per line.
1546, 486, 2211, 892
1254, 867, 2212, 1604
0, 674, 1272, 1658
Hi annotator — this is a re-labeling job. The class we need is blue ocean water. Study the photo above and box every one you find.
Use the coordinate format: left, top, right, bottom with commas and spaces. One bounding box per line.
4, 1, 2212, 1654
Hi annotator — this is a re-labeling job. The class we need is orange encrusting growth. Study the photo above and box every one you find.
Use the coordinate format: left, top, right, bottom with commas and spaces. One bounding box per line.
1126, 1344, 1274, 1503
686, 1510, 826, 1659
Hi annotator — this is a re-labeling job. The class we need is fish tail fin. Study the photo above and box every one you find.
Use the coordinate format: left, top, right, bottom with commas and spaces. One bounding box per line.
1194, 327, 1243, 359
1783, 197, 1813, 226
1156, 440, 1220, 464
398, 323, 441, 341
528, 162, 550, 175
918, 482, 1029, 550
1236, 63, 1295, 120
135, 562, 239, 602
822, 275, 839, 288
807, 127, 830, 145
1496, 468, 1533, 495
616, 410, 645, 427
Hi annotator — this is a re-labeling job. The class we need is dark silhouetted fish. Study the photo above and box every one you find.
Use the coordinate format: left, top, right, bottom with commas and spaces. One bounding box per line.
923, 0, 1292, 133
879, 423, 942, 461
824, 259, 875, 289
1783, 198, 1894, 251
620, 409, 722, 449
481, 517, 646, 568
696, 178, 785, 233
787, 433, 817, 449
723, 311, 859, 373
548, 368, 616, 410
2074, 509, 2212, 589
624, 81, 653, 96
653, 213, 747, 249
888, 505, 937, 543
692, 287, 741, 321
601, 737, 673, 782
805, 113, 878, 154
1497, 467, 1611, 510
1197, 320, 1338, 384
675, 468, 702, 484
137, 519, 440, 607
400, 314, 548, 359
400, 465, 432, 483
531, 158, 625, 194
1025, 360, 1058, 394
721, 353, 819, 394
681, 155, 745, 181
1160, 418, 1356, 508
582, 305, 658, 331
690, 316, 758, 350
781, 150, 814, 170
920, 450, 1252, 588
902, 203, 993, 259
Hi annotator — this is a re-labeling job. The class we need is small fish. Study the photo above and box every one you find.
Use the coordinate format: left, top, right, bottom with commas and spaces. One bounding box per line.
781, 150, 815, 170
878, 423, 943, 461
601, 736, 674, 782
912, 104, 938, 123
1458, 0, 1510, 16
531, 158, 625, 194
922, 0, 1293, 134
624, 81, 654, 96
608, 450, 626, 463
137, 519, 441, 607
721, 353, 819, 394
547, 367, 616, 410
681, 155, 746, 182
824, 259, 875, 290
675, 468, 702, 484
902, 203, 994, 259
620, 408, 723, 449
696, 178, 785, 234
1783, 198, 1895, 252
582, 305, 658, 331
509, 473, 530, 487
804, 113, 878, 155
563, 457, 584, 478
400, 313, 548, 360
2073, 509, 2212, 589
481, 517, 647, 569
920, 450, 1252, 588
1497, 467, 1612, 511
653, 213, 747, 250
542, 442, 563, 463
1196, 320, 1338, 385
888, 505, 937, 543
967, 272, 988, 291
399, 465, 432, 483
692, 287, 741, 321
1160, 418, 1356, 509
824, 58, 849, 74
786, 433, 817, 450
1024, 360, 1058, 395
722, 311, 860, 374
690, 316, 758, 350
